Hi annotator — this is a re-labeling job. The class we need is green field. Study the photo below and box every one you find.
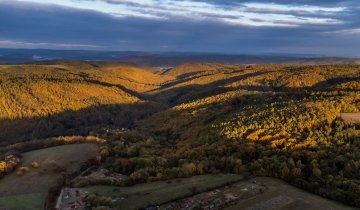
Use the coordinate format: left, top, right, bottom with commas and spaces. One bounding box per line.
0, 193, 45, 210
0, 143, 99, 209
224, 177, 357, 210
86, 174, 243, 210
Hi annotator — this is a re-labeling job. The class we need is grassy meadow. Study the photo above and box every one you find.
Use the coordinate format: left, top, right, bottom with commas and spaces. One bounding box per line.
0, 143, 98, 209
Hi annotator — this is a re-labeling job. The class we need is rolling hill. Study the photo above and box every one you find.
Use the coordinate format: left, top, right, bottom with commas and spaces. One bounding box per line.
0, 62, 169, 144
0, 61, 359, 209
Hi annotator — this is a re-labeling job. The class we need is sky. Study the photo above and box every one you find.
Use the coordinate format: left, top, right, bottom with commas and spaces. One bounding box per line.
0, 0, 359, 56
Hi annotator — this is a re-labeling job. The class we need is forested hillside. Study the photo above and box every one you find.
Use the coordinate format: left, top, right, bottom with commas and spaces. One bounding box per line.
0, 62, 359, 208
0, 62, 169, 144
139, 63, 360, 207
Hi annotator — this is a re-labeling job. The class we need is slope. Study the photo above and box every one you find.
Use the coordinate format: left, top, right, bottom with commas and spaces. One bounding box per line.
137, 63, 360, 207
0, 62, 170, 144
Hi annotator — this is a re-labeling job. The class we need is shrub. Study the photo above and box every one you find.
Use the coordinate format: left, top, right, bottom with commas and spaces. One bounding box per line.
17, 166, 30, 176
0, 161, 7, 172
85, 194, 112, 208
31, 161, 40, 168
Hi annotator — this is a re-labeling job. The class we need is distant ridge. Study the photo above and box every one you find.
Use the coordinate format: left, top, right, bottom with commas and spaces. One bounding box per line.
0, 48, 359, 66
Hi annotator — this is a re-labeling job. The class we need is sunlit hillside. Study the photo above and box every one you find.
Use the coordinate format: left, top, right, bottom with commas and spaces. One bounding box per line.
98, 63, 174, 92
0, 62, 170, 144
142, 63, 360, 145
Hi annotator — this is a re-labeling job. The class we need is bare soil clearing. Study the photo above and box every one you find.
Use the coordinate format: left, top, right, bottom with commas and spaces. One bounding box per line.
340, 113, 360, 124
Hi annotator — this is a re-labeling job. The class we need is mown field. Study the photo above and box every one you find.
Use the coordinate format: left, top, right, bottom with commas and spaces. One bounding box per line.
0, 143, 98, 209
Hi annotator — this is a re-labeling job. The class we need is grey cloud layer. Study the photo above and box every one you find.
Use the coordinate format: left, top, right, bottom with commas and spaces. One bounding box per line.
0, 0, 359, 56
71, 0, 352, 26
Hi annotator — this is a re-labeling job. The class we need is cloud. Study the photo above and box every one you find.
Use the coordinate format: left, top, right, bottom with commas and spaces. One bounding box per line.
324, 28, 360, 35
188, 0, 357, 7
0, 0, 359, 56
0, 39, 102, 49
10, 0, 349, 27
